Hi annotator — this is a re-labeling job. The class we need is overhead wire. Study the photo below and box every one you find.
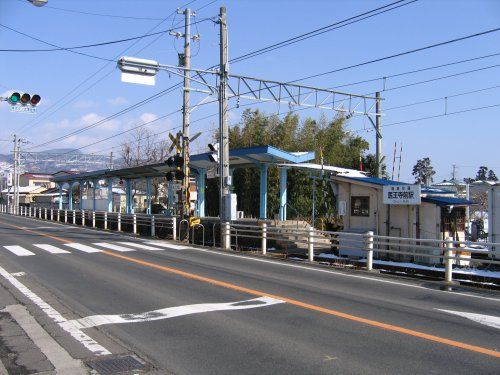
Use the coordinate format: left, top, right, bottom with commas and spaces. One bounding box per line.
0, 17, 215, 53
230, 0, 418, 64
17, 0, 201, 137
287, 27, 500, 84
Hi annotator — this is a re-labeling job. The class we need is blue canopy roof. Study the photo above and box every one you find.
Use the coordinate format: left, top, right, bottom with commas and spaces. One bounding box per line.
422, 196, 476, 207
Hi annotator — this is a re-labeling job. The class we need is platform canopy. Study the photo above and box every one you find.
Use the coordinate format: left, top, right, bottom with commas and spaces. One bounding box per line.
190, 145, 315, 170
52, 145, 315, 183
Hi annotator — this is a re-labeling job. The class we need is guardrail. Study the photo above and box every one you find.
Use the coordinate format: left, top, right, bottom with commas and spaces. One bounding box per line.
2, 203, 499, 284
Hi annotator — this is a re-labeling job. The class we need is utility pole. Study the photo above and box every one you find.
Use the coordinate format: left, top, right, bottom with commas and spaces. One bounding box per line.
375, 91, 382, 178
171, 8, 198, 221
109, 151, 114, 169
181, 8, 191, 220
219, 6, 229, 224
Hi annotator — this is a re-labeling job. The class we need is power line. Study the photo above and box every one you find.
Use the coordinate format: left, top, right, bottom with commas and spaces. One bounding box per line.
0, 17, 214, 54
384, 84, 500, 111
230, 0, 418, 64
330, 51, 500, 90
352, 102, 500, 132
17, 0, 202, 135
27, 83, 183, 150
289, 27, 500, 84
0, 24, 112, 61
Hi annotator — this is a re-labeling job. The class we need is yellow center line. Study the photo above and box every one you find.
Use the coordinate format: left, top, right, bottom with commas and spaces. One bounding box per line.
100, 250, 500, 359
2, 217, 499, 358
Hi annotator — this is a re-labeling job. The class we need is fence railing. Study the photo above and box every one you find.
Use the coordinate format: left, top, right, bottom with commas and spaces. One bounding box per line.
2, 204, 499, 284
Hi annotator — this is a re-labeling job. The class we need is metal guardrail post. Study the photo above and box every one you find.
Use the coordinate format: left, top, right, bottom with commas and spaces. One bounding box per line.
365, 231, 374, 271
81, 210, 85, 226
117, 212, 121, 231
445, 236, 453, 283
64, 210, 68, 223
44, 208, 47, 220
50, 209, 53, 221
73, 210, 76, 225
172, 218, 177, 241
92, 211, 96, 228
261, 222, 267, 255
133, 214, 137, 234
39, 207, 42, 219
104, 212, 108, 230
56, 210, 60, 222
151, 215, 155, 237
30, 207, 32, 217
308, 227, 314, 262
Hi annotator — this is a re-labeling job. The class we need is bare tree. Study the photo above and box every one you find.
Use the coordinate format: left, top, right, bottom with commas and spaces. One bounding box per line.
120, 129, 169, 208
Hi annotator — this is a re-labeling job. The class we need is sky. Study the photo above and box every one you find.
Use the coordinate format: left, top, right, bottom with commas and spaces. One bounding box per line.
0, 0, 499, 183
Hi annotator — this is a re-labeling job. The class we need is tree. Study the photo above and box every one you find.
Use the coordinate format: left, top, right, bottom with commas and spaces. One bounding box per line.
475, 166, 488, 181
362, 154, 388, 179
412, 157, 435, 185
487, 169, 498, 181
120, 128, 169, 209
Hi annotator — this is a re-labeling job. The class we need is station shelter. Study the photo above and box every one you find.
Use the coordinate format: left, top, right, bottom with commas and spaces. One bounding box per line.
51, 145, 315, 219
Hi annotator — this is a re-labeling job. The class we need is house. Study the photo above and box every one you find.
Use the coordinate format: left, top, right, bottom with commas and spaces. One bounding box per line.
19, 173, 55, 189
1, 186, 48, 205
331, 176, 475, 264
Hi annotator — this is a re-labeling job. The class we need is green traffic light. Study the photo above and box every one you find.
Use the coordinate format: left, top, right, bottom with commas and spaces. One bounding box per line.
9, 92, 20, 104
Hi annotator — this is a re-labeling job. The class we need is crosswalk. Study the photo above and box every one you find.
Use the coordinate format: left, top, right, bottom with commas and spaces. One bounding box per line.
1, 241, 190, 257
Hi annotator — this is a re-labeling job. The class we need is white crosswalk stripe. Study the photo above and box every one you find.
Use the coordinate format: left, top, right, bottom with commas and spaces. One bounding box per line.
116, 242, 163, 251
92, 243, 135, 252
63, 243, 102, 253
3, 245, 35, 256
0, 240, 182, 256
33, 244, 71, 254
144, 242, 190, 250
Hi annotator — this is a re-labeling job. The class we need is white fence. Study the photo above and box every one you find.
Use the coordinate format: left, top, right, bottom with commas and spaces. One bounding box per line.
2, 204, 499, 284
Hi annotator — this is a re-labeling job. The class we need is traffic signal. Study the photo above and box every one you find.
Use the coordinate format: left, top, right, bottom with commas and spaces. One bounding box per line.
8, 92, 42, 106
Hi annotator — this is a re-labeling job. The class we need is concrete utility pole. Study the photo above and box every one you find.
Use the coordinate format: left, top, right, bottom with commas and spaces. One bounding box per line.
181, 8, 192, 219
219, 6, 230, 224
375, 91, 382, 178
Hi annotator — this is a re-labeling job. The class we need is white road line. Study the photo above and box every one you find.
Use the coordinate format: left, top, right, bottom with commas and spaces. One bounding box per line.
69, 296, 284, 329
33, 244, 71, 254
144, 242, 190, 250
117, 242, 163, 251
63, 243, 101, 253
437, 309, 500, 330
0, 264, 110, 355
93, 242, 136, 252
3, 245, 35, 256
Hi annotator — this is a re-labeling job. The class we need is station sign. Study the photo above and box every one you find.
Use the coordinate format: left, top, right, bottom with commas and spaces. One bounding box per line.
383, 184, 421, 205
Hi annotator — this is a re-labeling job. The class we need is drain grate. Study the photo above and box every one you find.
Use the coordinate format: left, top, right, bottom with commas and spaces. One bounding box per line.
87, 355, 145, 374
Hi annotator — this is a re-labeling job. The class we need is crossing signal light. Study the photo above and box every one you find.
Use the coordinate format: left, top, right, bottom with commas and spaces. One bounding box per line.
208, 143, 219, 163
8, 92, 41, 106
166, 155, 184, 168
165, 154, 185, 181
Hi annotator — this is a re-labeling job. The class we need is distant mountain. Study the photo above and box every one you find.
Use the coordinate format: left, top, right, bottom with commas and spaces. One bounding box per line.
39, 148, 83, 154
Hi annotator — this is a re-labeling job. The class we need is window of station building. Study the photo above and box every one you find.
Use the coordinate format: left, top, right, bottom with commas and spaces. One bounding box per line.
351, 196, 369, 217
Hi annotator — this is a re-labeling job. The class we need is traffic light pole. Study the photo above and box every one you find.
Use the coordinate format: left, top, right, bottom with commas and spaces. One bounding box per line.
12, 135, 17, 214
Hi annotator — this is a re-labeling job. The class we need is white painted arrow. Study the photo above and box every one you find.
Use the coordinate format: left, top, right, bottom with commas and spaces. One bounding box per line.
437, 309, 500, 330
70, 296, 284, 329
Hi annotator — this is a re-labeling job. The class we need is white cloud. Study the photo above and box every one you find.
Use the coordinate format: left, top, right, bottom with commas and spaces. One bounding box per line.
107, 97, 129, 106
72, 100, 97, 109
139, 112, 158, 123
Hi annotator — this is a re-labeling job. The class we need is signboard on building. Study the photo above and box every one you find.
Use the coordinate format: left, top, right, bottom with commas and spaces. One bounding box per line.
383, 184, 421, 205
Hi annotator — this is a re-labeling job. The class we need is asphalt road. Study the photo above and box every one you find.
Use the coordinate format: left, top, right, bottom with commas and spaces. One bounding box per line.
0, 213, 499, 374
